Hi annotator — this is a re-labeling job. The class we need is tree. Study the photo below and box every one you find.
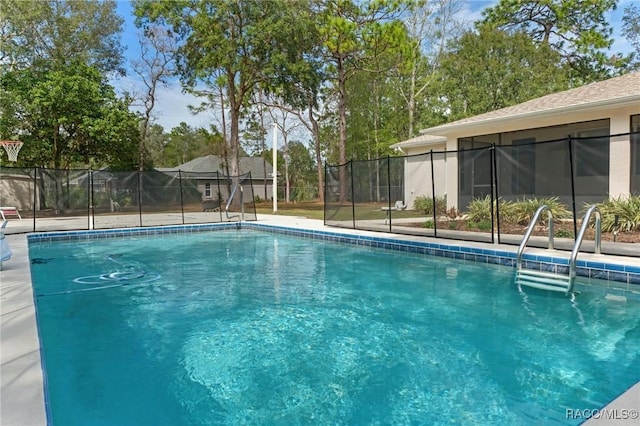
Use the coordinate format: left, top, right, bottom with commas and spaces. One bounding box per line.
270, 110, 307, 203
287, 141, 318, 201
316, 0, 409, 201
481, 0, 624, 82
131, 26, 177, 170
436, 26, 570, 121
241, 92, 270, 200
397, 0, 463, 137
0, 0, 134, 170
623, 3, 640, 70
162, 123, 225, 167
0, 62, 139, 168
133, 0, 310, 205
0, 0, 124, 74
143, 123, 170, 167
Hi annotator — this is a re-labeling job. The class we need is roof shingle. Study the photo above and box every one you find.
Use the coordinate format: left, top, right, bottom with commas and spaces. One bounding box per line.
422, 71, 640, 134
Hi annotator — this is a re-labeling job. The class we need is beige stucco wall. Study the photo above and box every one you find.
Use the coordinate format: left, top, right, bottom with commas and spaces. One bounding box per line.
402, 144, 447, 209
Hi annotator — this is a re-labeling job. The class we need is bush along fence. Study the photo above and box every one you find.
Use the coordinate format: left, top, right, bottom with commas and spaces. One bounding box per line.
0, 167, 257, 233
324, 132, 640, 256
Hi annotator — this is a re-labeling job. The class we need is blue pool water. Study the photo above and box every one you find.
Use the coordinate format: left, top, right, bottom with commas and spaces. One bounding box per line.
29, 230, 640, 425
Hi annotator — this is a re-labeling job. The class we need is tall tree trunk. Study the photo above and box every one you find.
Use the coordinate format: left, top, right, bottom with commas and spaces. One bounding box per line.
227, 72, 242, 210
309, 100, 324, 203
259, 91, 267, 201
408, 62, 417, 137
337, 57, 347, 203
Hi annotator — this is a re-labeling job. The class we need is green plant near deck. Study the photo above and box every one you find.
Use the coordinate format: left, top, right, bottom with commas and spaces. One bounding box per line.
423, 220, 434, 229
468, 219, 492, 230
510, 197, 571, 225
413, 195, 447, 216
466, 196, 514, 223
595, 195, 640, 232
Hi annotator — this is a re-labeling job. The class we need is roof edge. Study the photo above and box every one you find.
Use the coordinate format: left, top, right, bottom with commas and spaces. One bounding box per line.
422, 94, 640, 136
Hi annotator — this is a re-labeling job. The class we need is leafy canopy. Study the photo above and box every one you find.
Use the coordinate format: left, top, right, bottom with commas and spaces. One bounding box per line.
481, 0, 623, 82
435, 25, 569, 121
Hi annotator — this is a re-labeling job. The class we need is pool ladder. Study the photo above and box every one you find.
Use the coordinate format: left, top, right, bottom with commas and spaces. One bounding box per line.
225, 182, 244, 221
515, 205, 601, 295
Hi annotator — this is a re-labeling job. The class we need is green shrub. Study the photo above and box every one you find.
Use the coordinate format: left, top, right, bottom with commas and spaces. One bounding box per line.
68, 187, 89, 207
477, 220, 492, 230
595, 195, 640, 232
510, 197, 571, 225
466, 195, 514, 223
413, 195, 447, 216
423, 220, 434, 229
467, 219, 492, 230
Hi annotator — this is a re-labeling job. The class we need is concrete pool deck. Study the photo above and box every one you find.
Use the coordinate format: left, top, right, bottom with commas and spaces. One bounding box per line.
1, 214, 639, 425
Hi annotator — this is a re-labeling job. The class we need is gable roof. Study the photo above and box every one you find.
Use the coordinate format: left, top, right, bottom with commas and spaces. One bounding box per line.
420, 71, 640, 136
391, 133, 446, 150
158, 155, 272, 179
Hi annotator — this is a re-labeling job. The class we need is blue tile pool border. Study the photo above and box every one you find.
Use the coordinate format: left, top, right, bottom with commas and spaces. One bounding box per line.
26, 222, 640, 296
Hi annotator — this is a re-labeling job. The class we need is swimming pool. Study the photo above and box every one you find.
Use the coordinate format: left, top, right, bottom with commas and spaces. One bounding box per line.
29, 228, 640, 425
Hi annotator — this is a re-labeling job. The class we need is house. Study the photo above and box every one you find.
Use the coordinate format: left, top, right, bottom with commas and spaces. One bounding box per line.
392, 71, 640, 211
157, 155, 274, 204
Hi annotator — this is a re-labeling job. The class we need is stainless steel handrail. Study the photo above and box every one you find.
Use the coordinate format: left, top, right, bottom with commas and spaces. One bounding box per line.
516, 205, 554, 270
225, 183, 244, 221
568, 205, 601, 293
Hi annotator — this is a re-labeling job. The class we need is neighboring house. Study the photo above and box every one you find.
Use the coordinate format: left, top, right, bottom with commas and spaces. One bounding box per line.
392, 71, 640, 211
158, 155, 274, 204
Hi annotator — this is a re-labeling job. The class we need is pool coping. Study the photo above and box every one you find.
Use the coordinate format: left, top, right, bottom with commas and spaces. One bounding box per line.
2, 215, 639, 425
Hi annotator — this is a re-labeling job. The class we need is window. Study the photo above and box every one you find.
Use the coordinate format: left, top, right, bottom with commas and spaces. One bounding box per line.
511, 138, 535, 194
204, 183, 211, 197
574, 129, 609, 177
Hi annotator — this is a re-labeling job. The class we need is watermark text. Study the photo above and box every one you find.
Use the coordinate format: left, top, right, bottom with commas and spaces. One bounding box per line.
566, 408, 639, 420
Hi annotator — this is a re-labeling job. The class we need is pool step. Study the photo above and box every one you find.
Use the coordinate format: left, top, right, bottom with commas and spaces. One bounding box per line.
515, 269, 571, 293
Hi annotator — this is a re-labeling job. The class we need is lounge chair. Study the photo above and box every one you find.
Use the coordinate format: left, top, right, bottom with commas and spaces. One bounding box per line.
0, 206, 21, 220
381, 200, 407, 224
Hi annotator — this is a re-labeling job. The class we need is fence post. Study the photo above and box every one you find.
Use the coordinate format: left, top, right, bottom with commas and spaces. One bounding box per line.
567, 135, 578, 239
216, 172, 223, 222
88, 169, 94, 230
492, 144, 500, 244
430, 150, 437, 238
32, 167, 37, 232
178, 170, 185, 225
350, 161, 355, 229
387, 156, 392, 232
137, 170, 143, 227
323, 163, 328, 225
488, 145, 495, 244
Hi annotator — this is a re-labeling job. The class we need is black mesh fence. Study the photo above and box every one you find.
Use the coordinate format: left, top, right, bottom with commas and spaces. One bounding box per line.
324, 162, 354, 228
495, 138, 576, 248
0, 167, 256, 233
324, 132, 640, 255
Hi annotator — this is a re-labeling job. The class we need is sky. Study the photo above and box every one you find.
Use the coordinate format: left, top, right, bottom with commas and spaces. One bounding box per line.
111, 0, 637, 140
